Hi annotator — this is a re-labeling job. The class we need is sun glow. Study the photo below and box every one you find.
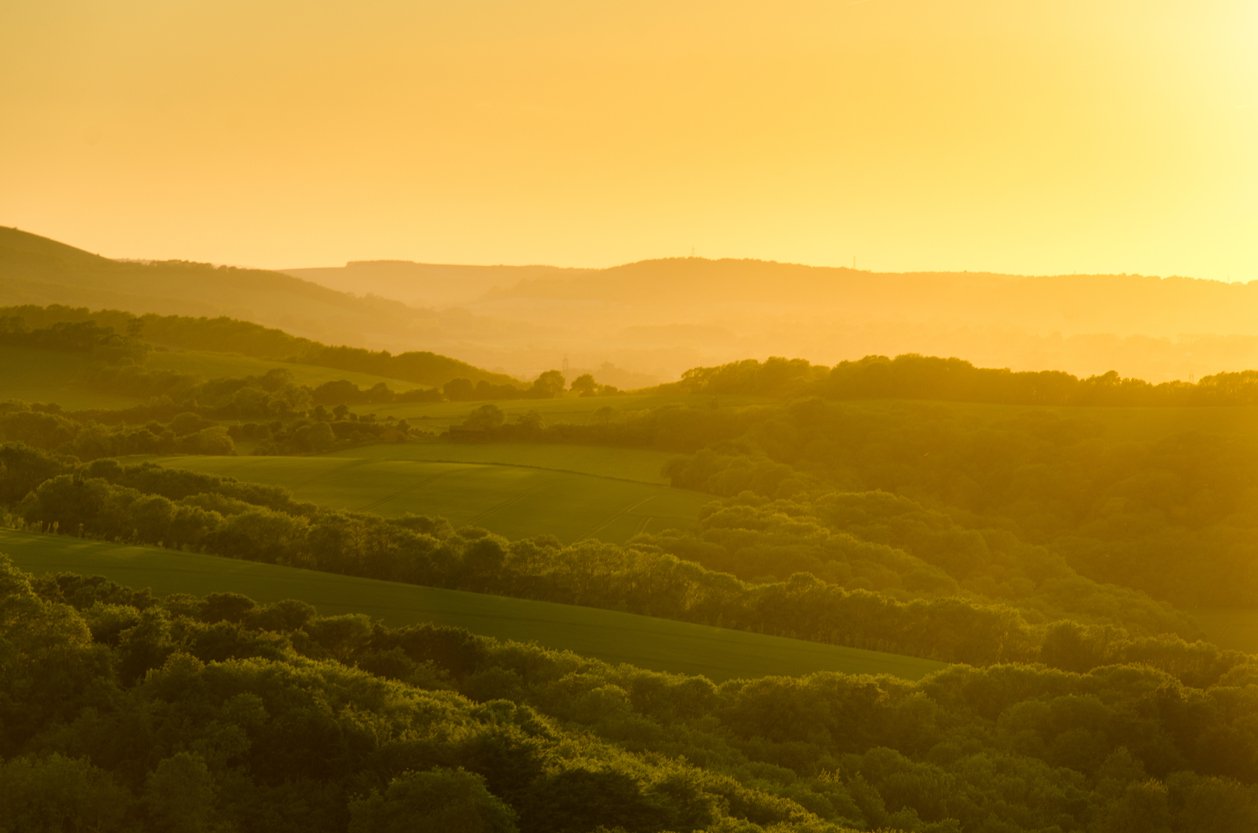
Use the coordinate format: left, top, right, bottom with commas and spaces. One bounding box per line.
0, 0, 1256, 280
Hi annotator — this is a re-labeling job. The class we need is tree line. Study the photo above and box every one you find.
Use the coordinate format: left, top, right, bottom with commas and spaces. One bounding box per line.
672, 354, 1258, 406
4, 557, 1258, 832
2, 444, 1246, 681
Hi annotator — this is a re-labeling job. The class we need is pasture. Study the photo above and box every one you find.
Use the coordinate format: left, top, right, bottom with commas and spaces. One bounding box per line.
361, 391, 760, 430
0, 528, 946, 682
156, 453, 710, 543
324, 440, 679, 484
143, 347, 431, 391
0, 343, 435, 410
0, 345, 138, 409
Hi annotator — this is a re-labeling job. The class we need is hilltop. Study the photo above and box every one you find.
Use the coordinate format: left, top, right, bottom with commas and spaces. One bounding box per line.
284, 260, 592, 308
0, 227, 520, 363
0, 305, 527, 415
290, 255, 1258, 384
12, 225, 1258, 387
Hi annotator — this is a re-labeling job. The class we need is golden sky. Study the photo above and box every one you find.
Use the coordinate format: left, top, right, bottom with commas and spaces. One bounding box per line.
2, 1, 1256, 279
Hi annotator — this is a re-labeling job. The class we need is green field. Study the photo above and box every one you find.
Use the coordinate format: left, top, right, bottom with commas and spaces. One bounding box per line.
362, 391, 762, 430
0, 345, 138, 409
0, 344, 438, 410
157, 453, 710, 543
374, 395, 1258, 452
0, 528, 945, 682
144, 348, 432, 391
324, 441, 679, 484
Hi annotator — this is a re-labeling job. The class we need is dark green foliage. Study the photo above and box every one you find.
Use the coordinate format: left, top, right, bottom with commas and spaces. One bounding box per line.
527, 369, 566, 399
2, 449, 1039, 664
672, 353, 1258, 407
582, 372, 1258, 607
0, 383, 422, 458
297, 343, 518, 389
8, 309, 1258, 829
0, 315, 147, 363
5, 557, 1258, 832
348, 768, 517, 833
0, 304, 516, 389
0, 435, 1239, 679
0, 753, 132, 833
0, 442, 70, 503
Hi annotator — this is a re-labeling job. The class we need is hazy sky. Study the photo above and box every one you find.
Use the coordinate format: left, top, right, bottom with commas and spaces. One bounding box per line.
3, 1, 1256, 279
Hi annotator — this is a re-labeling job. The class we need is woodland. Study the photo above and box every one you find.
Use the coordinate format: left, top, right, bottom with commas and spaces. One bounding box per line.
2, 301, 1258, 832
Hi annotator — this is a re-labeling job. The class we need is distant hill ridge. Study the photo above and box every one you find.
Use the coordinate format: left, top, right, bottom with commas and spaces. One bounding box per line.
284, 259, 594, 308
0, 227, 521, 371
327, 253, 1256, 330
10, 227, 1258, 383
490, 255, 1255, 332
0, 303, 519, 389
291, 252, 1258, 382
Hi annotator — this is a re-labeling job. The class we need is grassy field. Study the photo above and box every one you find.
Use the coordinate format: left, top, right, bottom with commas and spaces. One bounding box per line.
144, 348, 431, 391
156, 454, 710, 543
362, 391, 762, 430
0, 344, 436, 410
0, 528, 946, 682
373, 394, 1258, 451
0, 346, 139, 409
324, 441, 679, 484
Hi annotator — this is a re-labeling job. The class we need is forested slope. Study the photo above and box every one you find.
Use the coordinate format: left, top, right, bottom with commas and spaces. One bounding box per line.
0, 228, 511, 357
4, 556, 1258, 832
5, 303, 1258, 829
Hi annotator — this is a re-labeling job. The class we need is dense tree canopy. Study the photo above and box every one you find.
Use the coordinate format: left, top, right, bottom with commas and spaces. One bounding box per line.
2, 558, 1258, 832
6, 306, 1258, 829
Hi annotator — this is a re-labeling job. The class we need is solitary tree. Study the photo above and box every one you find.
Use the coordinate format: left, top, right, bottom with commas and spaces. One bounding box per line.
528, 370, 566, 399
569, 374, 598, 397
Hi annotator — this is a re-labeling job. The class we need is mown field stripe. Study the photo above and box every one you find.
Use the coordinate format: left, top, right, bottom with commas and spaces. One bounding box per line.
0, 528, 945, 682
153, 455, 712, 544
323, 440, 683, 485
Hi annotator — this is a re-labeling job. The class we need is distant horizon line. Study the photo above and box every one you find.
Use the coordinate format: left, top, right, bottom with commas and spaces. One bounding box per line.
260, 255, 1258, 287
6, 224, 1254, 287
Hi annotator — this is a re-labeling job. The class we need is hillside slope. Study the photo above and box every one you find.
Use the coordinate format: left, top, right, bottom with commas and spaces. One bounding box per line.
16, 226, 1258, 384
0, 529, 942, 681
294, 255, 1258, 383
284, 260, 593, 308
0, 227, 518, 363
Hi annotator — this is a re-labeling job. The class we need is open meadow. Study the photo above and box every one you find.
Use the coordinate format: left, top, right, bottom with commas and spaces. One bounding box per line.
0, 343, 433, 410
0, 345, 137, 409
323, 440, 679, 484
0, 527, 945, 682
361, 391, 760, 430
156, 451, 711, 543
143, 347, 432, 391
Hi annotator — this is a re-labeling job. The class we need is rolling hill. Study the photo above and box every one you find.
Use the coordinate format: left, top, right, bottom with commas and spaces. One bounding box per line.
290, 255, 1258, 384
18, 225, 1258, 386
152, 451, 710, 544
284, 260, 592, 308
0, 528, 944, 681
0, 304, 523, 408
0, 227, 520, 364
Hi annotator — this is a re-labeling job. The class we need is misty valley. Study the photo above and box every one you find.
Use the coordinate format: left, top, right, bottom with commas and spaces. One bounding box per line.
3, 230, 1258, 832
